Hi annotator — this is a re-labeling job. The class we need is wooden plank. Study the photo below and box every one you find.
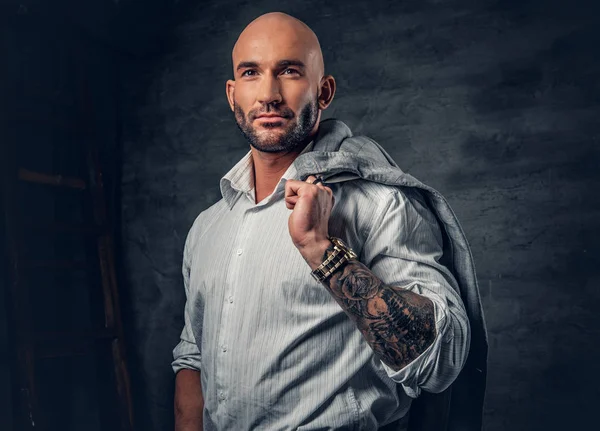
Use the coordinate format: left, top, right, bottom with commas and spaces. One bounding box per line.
18, 168, 86, 190
3, 136, 39, 430
89, 146, 134, 430
112, 339, 134, 431
22, 222, 102, 236
20, 259, 91, 270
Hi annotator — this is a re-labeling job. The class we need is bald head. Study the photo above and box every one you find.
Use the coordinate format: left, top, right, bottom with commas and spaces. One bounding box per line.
225, 12, 335, 154
232, 12, 324, 79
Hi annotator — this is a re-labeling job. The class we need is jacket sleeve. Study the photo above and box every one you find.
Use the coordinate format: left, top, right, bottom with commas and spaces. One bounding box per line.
360, 187, 470, 398
171, 221, 203, 374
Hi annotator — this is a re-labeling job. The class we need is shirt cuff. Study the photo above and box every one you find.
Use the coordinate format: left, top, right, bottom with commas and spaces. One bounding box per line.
172, 338, 202, 374
380, 294, 450, 398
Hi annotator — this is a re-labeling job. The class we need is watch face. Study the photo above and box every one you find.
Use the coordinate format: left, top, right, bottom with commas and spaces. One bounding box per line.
331, 237, 357, 259
332, 237, 349, 251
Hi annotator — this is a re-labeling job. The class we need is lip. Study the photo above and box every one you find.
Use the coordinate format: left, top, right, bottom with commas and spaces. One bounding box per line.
255, 114, 287, 120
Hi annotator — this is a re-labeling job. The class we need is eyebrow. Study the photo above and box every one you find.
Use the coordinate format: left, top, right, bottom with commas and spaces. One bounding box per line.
236, 59, 306, 72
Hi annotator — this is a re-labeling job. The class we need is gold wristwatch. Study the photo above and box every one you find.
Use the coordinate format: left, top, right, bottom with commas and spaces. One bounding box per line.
311, 236, 358, 283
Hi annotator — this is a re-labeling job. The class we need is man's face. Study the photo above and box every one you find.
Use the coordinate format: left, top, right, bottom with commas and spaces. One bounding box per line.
228, 25, 323, 153
233, 96, 318, 153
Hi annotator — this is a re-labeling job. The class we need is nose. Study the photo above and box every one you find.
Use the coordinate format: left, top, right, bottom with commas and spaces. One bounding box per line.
256, 72, 282, 106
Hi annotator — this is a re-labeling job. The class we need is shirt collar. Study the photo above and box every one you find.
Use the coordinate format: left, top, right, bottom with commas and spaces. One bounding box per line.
220, 140, 315, 209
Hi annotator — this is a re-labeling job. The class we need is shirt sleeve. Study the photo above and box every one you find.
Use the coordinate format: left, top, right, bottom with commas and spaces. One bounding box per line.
360, 187, 471, 398
171, 223, 202, 374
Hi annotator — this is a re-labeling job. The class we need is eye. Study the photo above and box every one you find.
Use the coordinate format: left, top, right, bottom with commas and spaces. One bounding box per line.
241, 70, 257, 77
282, 68, 300, 75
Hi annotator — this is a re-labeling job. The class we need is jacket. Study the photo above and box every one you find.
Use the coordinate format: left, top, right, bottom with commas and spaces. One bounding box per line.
292, 119, 488, 431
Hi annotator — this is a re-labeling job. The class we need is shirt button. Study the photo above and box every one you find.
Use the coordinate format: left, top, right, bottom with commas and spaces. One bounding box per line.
221, 345, 227, 352
218, 392, 225, 402
228, 295, 234, 303
236, 248, 243, 255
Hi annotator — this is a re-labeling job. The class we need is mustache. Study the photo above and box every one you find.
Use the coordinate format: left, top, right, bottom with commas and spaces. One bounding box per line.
249, 107, 294, 121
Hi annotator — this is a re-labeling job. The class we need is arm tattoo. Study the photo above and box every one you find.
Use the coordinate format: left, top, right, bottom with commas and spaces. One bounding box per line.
319, 244, 436, 370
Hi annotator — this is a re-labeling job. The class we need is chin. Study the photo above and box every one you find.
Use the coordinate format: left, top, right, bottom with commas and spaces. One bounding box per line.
255, 138, 286, 149
255, 126, 287, 139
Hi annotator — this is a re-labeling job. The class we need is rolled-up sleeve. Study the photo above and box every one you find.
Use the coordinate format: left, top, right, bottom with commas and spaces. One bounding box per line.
171, 227, 202, 374
360, 187, 470, 398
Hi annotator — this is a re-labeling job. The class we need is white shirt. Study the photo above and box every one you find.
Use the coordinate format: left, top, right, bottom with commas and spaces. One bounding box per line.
172, 141, 470, 430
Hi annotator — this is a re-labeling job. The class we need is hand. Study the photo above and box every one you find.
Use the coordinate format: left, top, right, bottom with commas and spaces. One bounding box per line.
284, 175, 335, 255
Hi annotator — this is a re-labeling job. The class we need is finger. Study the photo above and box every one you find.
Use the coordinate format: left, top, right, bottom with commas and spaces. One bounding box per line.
285, 178, 315, 198
284, 179, 300, 199
320, 183, 335, 207
306, 175, 329, 186
312, 177, 324, 186
285, 195, 299, 209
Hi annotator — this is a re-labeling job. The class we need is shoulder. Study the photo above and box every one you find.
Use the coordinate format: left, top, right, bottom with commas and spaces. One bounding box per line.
337, 179, 426, 211
332, 180, 433, 250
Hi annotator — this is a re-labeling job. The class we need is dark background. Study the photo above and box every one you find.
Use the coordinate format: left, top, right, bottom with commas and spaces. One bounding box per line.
2, 0, 600, 430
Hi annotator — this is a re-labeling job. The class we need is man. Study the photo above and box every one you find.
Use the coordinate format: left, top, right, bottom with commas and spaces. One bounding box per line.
172, 12, 487, 431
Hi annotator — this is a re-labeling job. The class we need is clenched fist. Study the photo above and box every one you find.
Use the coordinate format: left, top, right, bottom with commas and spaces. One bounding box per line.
284, 175, 336, 268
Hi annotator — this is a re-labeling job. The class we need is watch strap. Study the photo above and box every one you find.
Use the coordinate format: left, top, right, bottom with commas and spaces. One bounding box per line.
311, 237, 357, 283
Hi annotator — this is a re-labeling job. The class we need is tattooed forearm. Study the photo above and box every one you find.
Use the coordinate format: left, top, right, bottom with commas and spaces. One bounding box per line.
318, 244, 436, 370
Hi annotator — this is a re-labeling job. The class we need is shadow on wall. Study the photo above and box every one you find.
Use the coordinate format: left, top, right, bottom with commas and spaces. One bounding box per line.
455, 15, 600, 430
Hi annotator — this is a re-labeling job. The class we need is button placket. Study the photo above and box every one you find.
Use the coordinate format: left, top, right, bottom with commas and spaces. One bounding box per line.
215, 209, 249, 409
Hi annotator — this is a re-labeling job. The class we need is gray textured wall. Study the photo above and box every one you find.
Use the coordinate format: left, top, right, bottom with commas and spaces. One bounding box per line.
121, 1, 600, 430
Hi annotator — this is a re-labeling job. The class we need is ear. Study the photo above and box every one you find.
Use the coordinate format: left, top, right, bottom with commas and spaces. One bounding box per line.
226, 79, 236, 112
317, 75, 336, 110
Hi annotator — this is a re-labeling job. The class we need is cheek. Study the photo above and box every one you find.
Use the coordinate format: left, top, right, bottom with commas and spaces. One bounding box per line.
233, 85, 256, 110
283, 83, 315, 110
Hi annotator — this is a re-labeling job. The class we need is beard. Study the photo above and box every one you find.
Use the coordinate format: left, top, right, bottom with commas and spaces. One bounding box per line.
233, 98, 319, 153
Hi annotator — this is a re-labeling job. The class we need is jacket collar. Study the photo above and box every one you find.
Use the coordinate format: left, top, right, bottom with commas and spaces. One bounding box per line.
292, 118, 408, 185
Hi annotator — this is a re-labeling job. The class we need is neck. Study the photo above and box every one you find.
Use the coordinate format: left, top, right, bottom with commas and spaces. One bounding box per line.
251, 120, 321, 204
251, 141, 309, 204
